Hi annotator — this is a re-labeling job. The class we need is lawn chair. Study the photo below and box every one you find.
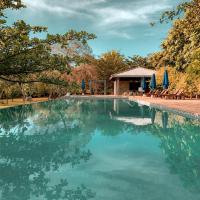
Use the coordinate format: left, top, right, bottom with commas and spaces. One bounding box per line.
152, 89, 161, 97
175, 89, 185, 99
162, 89, 180, 99
159, 89, 170, 98
147, 89, 161, 98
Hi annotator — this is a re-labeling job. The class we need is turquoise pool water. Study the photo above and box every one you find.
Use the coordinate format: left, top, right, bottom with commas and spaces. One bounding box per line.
0, 99, 200, 200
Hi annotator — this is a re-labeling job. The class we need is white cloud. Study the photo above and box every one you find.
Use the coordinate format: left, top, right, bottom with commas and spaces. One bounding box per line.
23, 0, 106, 15
22, 0, 173, 39
23, 0, 78, 15
95, 4, 171, 28
106, 30, 133, 39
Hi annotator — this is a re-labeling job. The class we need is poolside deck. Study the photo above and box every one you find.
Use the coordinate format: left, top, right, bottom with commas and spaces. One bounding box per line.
129, 96, 200, 119
0, 98, 48, 109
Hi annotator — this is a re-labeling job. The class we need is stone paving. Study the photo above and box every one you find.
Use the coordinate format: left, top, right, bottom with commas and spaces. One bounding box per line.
0, 98, 48, 109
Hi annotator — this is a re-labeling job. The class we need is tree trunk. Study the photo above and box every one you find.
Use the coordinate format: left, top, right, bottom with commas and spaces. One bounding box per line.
18, 83, 26, 103
0, 90, 3, 103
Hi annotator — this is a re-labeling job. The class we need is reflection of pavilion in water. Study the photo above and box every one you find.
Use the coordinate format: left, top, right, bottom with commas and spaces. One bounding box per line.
112, 99, 153, 126
111, 99, 170, 128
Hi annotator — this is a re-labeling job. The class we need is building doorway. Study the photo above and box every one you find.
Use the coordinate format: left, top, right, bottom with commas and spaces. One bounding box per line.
129, 81, 141, 92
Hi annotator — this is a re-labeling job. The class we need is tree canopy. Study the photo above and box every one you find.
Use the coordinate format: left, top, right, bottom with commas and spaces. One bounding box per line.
0, 0, 25, 24
88, 50, 128, 81
0, 0, 96, 87
158, 0, 200, 71
126, 55, 153, 69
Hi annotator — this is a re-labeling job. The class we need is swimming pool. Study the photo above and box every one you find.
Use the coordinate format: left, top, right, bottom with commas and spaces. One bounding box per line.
0, 99, 200, 200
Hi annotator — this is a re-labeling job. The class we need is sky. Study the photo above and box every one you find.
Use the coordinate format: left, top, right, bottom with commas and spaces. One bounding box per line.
7, 0, 184, 57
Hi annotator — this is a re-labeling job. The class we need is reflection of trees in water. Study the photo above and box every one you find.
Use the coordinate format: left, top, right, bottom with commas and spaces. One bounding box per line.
0, 105, 34, 134
151, 116, 200, 193
0, 101, 95, 200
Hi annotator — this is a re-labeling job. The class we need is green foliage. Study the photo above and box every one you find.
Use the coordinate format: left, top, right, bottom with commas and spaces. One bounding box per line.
147, 0, 200, 93
0, 0, 96, 95
159, 0, 200, 71
187, 48, 200, 76
160, 1, 191, 23
148, 52, 165, 69
86, 50, 128, 93
0, 0, 25, 24
68, 82, 81, 94
90, 50, 128, 81
0, 20, 95, 84
126, 55, 153, 69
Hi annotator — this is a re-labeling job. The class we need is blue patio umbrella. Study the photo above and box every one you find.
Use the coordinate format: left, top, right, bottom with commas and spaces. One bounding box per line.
150, 74, 157, 90
81, 79, 85, 91
141, 77, 147, 91
162, 70, 169, 89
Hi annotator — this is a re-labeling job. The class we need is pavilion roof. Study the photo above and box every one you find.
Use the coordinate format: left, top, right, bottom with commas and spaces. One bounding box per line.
110, 67, 156, 79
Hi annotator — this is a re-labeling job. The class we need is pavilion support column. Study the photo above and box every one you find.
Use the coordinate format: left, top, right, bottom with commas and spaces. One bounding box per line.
104, 80, 107, 95
116, 78, 120, 95
114, 81, 117, 95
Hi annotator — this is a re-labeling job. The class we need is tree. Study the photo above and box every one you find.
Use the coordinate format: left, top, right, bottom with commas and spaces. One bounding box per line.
126, 55, 153, 69
148, 52, 165, 69
0, 0, 96, 94
185, 48, 200, 95
0, 0, 25, 24
0, 20, 95, 83
90, 51, 127, 80
159, 0, 200, 71
0, 0, 96, 99
86, 51, 128, 93
148, 0, 200, 93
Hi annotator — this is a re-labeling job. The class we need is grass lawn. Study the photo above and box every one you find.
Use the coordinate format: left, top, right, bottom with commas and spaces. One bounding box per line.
0, 98, 49, 109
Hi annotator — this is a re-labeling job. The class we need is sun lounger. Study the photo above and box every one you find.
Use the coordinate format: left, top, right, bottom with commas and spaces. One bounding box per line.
162, 89, 180, 99
153, 90, 162, 97
188, 93, 200, 99
150, 89, 161, 97
175, 90, 186, 99
159, 89, 170, 98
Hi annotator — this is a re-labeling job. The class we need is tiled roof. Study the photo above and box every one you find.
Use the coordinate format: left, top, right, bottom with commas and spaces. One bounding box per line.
111, 67, 156, 79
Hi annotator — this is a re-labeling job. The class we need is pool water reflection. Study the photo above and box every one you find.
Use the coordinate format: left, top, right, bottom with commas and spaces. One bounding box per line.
0, 99, 200, 200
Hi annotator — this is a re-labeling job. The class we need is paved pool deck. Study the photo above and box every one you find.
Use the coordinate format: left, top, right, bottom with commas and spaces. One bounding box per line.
129, 96, 200, 119
0, 98, 48, 109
